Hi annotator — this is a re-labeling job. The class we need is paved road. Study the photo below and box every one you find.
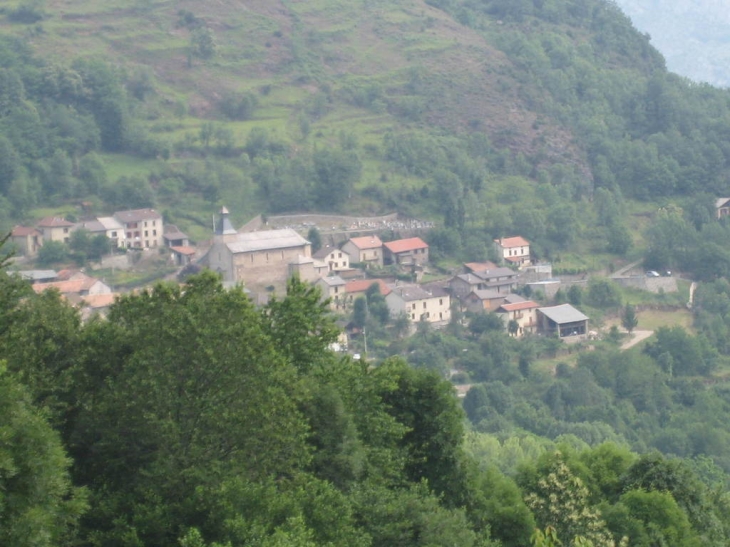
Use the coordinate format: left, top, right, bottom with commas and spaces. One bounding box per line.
621, 329, 654, 350
611, 259, 643, 278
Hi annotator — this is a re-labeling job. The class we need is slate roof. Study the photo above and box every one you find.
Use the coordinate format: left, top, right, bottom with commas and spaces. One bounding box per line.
464, 261, 497, 273
18, 270, 57, 282
225, 229, 309, 254
313, 246, 347, 259
97, 217, 124, 231
383, 237, 428, 254
468, 289, 504, 300
495, 236, 530, 248
538, 304, 589, 324
114, 208, 162, 223
76, 220, 106, 233
318, 275, 346, 287
389, 284, 444, 302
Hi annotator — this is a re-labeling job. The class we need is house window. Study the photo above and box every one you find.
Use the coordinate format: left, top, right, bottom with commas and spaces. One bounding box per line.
266, 253, 269, 262
411, 313, 415, 320
153, 221, 156, 226
127, 232, 132, 239
423, 302, 426, 309
439, 299, 443, 305
439, 312, 443, 319
153, 230, 157, 236
144, 231, 148, 237
144, 221, 148, 227
63, 228, 69, 234
111, 232, 117, 237
145, 240, 149, 247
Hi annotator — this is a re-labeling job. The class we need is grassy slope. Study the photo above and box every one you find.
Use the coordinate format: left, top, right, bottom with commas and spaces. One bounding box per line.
7, 0, 582, 163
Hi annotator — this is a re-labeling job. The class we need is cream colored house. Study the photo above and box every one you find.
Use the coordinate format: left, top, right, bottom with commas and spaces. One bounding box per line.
386, 284, 450, 325
497, 300, 539, 337
313, 246, 350, 272
342, 236, 383, 267
37, 217, 74, 243
75, 217, 127, 248
114, 208, 164, 249
494, 236, 531, 266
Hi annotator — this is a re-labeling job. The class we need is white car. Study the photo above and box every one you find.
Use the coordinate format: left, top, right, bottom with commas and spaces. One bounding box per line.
646, 270, 660, 277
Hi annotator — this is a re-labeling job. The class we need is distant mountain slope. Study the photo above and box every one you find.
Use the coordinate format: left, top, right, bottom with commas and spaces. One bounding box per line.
614, 0, 730, 87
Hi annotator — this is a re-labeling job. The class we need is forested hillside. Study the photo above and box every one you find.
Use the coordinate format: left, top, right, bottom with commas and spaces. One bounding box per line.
1, 0, 730, 246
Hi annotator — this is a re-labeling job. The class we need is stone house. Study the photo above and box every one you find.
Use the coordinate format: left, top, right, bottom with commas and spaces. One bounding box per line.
450, 267, 519, 299
37, 217, 74, 244
163, 225, 190, 247
315, 275, 347, 311
10, 226, 43, 256
206, 208, 313, 289
494, 236, 531, 266
386, 283, 451, 325
383, 237, 429, 266
114, 208, 164, 249
342, 236, 383, 267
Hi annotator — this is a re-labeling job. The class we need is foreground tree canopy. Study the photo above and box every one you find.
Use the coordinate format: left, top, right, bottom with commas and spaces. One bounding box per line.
1, 245, 730, 546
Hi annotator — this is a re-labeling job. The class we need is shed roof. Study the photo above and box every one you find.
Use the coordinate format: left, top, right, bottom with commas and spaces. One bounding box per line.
97, 216, 124, 230
384, 237, 428, 254
538, 304, 589, 324
170, 246, 196, 256
226, 229, 309, 254
716, 198, 730, 209
18, 270, 57, 281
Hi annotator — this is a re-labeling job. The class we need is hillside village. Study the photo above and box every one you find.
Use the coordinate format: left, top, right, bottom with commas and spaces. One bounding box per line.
8, 202, 697, 351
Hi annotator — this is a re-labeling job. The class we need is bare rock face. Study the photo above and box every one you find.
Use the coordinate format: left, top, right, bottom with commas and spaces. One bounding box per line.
614, 0, 730, 87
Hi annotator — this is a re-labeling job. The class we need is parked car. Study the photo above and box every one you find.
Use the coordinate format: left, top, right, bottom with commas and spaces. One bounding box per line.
646, 270, 660, 277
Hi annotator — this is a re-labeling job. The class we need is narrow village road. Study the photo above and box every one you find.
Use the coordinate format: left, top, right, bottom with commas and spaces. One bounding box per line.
621, 329, 654, 350
688, 281, 697, 308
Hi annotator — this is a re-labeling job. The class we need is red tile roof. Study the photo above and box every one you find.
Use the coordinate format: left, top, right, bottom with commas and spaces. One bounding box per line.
495, 236, 530, 248
11, 225, 41, 237
37, 216, 74, 228
345, 278, 391, 296
347, 235, 383, 250
499, 300, 539, 312
32, 274, 104, 294
170, 246, 196, 255
383, 237, 428, 254
82, 293, 117, 309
